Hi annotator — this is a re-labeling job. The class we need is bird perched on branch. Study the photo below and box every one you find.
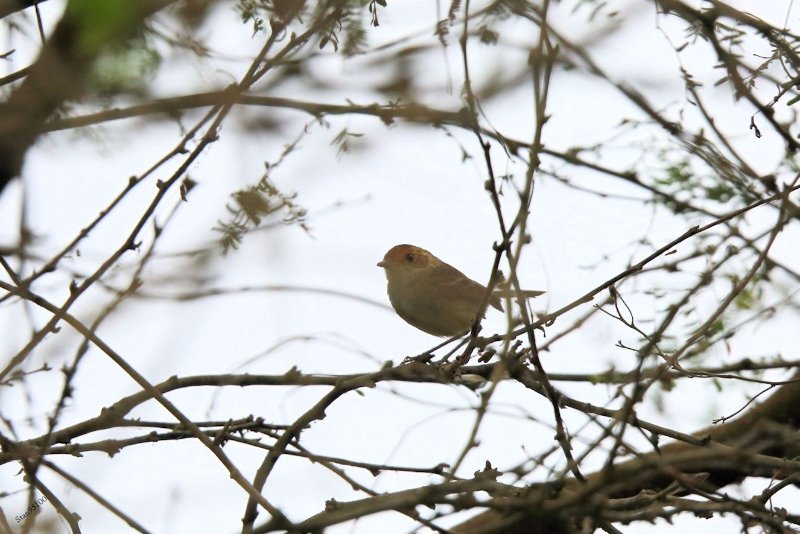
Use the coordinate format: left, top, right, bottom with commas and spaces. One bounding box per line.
377, 244, 545, 336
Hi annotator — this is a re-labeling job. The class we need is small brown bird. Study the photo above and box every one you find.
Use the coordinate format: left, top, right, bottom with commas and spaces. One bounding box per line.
377, 244, 545, 336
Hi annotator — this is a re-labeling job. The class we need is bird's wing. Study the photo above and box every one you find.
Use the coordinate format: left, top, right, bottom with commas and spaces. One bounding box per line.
430, 262, 504, 312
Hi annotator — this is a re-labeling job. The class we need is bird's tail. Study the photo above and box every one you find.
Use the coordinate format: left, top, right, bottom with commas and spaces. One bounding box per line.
493, 289, 546, 299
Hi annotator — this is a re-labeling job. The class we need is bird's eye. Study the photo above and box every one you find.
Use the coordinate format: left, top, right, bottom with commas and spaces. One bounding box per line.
404, 253, 414, 262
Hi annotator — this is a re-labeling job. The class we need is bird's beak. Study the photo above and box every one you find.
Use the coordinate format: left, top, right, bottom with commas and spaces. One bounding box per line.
377, 260, 387, 268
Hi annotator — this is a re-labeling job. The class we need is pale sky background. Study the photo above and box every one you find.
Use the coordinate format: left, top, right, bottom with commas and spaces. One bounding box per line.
1, 1, 799, 533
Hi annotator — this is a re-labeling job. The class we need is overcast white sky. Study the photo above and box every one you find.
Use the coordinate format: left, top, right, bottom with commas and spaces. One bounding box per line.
1, 1, 799, 533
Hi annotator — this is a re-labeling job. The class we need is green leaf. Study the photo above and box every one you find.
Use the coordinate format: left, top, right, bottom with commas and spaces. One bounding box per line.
66, 0, 144, 55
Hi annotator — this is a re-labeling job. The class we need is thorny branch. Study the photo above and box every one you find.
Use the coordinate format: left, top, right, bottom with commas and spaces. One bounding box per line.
1, 1, 800, 533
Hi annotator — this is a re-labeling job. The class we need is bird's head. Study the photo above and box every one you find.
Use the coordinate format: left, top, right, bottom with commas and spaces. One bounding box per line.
377, 244, 436, 273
